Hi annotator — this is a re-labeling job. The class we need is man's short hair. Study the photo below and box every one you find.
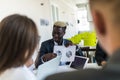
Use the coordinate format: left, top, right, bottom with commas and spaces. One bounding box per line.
53, 21, 67, 31
53, 21, 67, 28
90, 0, 120, 24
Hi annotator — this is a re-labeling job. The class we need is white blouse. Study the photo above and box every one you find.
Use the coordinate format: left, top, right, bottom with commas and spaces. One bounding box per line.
0, 66, 36, 80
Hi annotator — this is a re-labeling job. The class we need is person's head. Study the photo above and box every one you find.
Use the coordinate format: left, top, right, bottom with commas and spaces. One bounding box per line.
89, 0, 120, 55
0, 14, 39, 73
52, 21, 67, 44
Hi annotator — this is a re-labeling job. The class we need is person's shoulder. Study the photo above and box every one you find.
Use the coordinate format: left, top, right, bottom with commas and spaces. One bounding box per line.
64, 39, 72, 43
0, 66, 36, 80
13, 66, 36, 80
42, 39, 53, 44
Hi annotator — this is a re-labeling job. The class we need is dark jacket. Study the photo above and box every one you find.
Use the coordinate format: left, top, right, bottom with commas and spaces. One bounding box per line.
35, 39, 83, 68
45, 49, 120, 80
95, 43, 108, 65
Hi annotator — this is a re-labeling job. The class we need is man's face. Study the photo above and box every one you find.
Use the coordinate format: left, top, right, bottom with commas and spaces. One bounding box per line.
52, 27, 65, 43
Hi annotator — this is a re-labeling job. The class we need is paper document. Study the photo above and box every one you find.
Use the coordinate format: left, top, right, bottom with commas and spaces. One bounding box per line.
54, 46, 76, 62
36, 56, 61, 80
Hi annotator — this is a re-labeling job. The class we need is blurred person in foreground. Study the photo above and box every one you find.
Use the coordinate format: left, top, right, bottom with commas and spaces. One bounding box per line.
45, 0, 120, 80
0, 14, 39, 80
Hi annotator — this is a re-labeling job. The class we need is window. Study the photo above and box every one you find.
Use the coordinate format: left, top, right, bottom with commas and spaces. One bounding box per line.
77, 7, 90, 31
51, 5, 59, 23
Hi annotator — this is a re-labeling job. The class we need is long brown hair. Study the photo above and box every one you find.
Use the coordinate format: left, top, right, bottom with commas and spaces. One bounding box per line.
0, 14, 39, 73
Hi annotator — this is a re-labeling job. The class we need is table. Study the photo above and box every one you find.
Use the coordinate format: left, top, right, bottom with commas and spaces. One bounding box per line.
34, 63, 102, 80
84, 63, 102, 69
57, 63, 102, 73
81, 47, 96, 62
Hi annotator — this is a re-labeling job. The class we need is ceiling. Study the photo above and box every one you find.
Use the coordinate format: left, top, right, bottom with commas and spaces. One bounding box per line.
61, 0, 89, 8
74, 0, 88, 4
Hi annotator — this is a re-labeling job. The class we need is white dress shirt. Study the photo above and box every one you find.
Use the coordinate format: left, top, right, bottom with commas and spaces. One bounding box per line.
0, 66, 36, 80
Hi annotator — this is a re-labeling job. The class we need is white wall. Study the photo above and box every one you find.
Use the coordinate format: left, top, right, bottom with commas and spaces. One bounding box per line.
0, 0, 93, 41
0, 0, 80, 42
0, 0, 52, 43
0, 0, 78, 41
50, 0, 78, 38
89, 22, 95, 31
0, 0, 53, 60
87, 4, 95, 31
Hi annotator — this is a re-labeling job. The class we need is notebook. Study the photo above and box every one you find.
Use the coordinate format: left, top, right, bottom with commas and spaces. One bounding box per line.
36, 55, 61, 80
69, 56, 89, 69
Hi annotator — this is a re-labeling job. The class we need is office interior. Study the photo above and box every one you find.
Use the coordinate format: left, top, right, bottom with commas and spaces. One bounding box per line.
0, 0, 100, 78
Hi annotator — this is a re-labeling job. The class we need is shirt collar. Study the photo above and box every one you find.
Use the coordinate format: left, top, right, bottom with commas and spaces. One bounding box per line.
54, 39, 64, 46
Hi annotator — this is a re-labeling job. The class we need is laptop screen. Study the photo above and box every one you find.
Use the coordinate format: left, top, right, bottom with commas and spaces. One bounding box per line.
70, 56, 89, 69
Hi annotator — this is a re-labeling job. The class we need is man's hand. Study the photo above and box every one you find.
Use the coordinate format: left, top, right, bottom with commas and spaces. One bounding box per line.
101, 61, 107, 66
42, 53, 57, 62
65, 41, 73, 47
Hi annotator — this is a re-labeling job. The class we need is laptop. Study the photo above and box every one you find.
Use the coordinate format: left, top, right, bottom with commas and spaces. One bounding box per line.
36, 55, 61, 80
69, 56, 89, 69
